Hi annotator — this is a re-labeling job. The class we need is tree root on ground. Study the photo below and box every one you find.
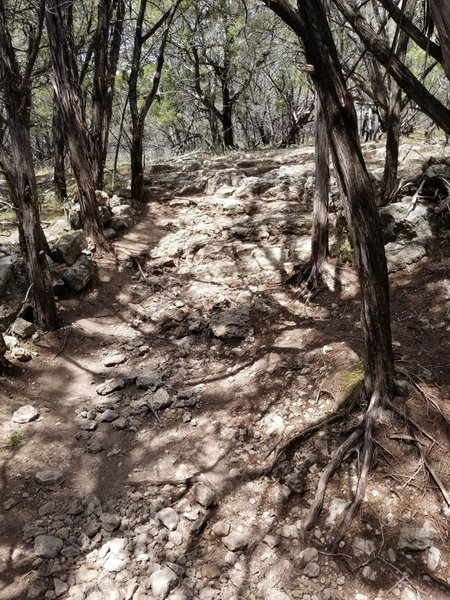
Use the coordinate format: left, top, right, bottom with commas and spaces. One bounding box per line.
284, 260, 333, 300
264, 378, 447, 546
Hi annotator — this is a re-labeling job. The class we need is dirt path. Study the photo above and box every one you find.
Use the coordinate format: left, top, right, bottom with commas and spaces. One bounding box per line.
1, 147, 450, 600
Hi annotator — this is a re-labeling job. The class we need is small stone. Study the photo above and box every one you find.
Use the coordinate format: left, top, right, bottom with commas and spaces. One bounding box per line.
35, 470, 65, 486
39, 501, 56, 516
113, 417, 127, 430
192, 482, 215, 507
303, 561, 320, 578
301, 547, 318, 563
100, 409, 120, 423
427, 546, 441, 571
326, 498, 350, 526
212, 520, 230, 537
103, 554, 128, 572
149, 566, 178, 600
103, 353, 126, 367
398, 521, 438, 550
157, 507, 179, 531
100, 513, 121, 531
280, 524, 298, 539
222, 531, 248, 551
26, 580, 45, 599
352, 536, 375, 557
12, 405, 39, 423
152, 387, 172, 410
4, 498, 16, 510
96, 377, 125, 395
80, 421, 97, 431
263, 534, 280, 548
34, 535, 63, 558
202, 563, 221, 579
53, 578, 68, 597
11, 317, 36, 339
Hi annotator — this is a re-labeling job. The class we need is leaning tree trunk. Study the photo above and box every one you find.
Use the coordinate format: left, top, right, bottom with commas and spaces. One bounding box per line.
428, 0, 450, 80
46, 0, 108, 249
0, 2, 57, 330
130, 124, 145, 201
222, 82, 235, 149
261, 0, 395, 545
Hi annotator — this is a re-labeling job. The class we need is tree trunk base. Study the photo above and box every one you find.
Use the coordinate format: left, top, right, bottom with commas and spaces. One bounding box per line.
284, 259, 336, 300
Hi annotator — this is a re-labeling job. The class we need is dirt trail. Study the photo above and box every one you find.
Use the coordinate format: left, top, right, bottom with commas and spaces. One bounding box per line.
1, 146, 450, 600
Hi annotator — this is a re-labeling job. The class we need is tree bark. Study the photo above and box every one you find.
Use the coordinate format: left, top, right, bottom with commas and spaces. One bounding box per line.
0, 2, 57, 330
52, 92, 67, 202
381, 0, 416, 204
310, 96, 330, 270
428, 0, 450, 79
46, 0, 108, 248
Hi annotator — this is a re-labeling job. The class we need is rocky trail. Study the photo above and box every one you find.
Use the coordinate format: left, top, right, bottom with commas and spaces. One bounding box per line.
1, 144, 450, 600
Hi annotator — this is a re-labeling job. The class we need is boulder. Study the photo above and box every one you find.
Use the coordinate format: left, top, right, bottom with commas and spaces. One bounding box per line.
61, 255, 96, 292
398, 521, 438, 550
68, 204, 82, 230
111, 204, 134, 218
380, 199, 433, 245
0, 254, 17, 294
98, 205, 112, 225
51, 231, 87, 266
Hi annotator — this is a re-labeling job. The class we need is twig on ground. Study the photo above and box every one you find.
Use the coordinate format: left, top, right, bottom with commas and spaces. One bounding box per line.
51, 326, 71, 360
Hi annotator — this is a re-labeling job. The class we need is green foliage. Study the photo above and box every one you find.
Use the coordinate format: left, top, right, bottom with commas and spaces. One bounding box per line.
444, 301, 450, 317
5, 431, 22, 449
331, 226, 353, 265
342, 366, 364, 394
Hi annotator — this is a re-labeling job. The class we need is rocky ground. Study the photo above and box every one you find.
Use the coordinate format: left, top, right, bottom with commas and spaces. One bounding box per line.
0, 142, 450, 600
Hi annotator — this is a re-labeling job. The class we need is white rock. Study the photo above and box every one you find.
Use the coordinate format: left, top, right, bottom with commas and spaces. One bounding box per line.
35, 470, 64, 486
149, 567, 178, 600
192, 482, 215, 507
12, 405, 39, 423
157, 507, 179, 531
427, 546, 441, 571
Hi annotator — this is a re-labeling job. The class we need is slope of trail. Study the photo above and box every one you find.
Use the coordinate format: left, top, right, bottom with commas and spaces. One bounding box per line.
1, 146, 449, 600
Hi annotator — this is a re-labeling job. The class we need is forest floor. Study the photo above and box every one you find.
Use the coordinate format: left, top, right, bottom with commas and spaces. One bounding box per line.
1, 140, 450, 600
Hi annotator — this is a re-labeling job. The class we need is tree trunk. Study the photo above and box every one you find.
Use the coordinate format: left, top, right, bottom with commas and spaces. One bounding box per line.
46, 0, 108, 248
380, 0, 416, 205
261, 0, 394, 397
310, 96, 330, 270
52, 93, 67, 202
131, 125, 144, 201
91, 0, 111, 190
0, 9, 57, 330
428, 0, 450, 80
222, 81, 235, 148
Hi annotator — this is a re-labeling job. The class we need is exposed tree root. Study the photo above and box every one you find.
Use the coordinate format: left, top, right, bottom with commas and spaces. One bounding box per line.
284, 259, 336, 300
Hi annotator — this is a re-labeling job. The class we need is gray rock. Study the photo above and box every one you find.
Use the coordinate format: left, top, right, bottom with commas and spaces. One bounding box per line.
35, 470, 65, 486
222, 531, 248, 551
62, 255, 96, 292
352, 537, 375, 557
100, 409, 120, 423
398, 521, 438, 550
303, 561, 320, 578
34, 535, 63, 558
301, 547, 318, 563
157, 507, 179, 531
100, 513, 121, 532
11, 318, 36, 340
10, 346, 32, 362
0, 332, 5, 358
51, 231, 87, 265
151, 388, 172, 410
192, 482, 215, 508
385, 241, 426, 273
26, 580, 46, 599
0, 254, 17, 294
212, 520, 230, 537
112, 204, 134, 218
12, 404, 39, 423
39, 501, 56, 516
103, 554, 128, 572
135, 373, 162, 390
210, 308, 253, 339
68, 204, 81, 230
53, 578, 68, 597
104, 227, 117, 239
96, 377, 125, 395
103, 353, 126, 367
149, 567, 178, 600
4, 498, 16, 510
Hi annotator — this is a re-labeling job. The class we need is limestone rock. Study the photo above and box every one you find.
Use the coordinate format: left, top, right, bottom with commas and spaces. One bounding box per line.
34, 535, 63, 558
62, 255, 96, 292
149, 567, 178, 600
96, 377, 125, 395
35, 470, 65, 486
157, 507, 180, 531
103, 353, 126, 367
222, 531, 248, 551
51, 231, 87, 265
11, 317, 36, 340
210, 307, 253, 339
12, 405, 39, 423
192, 482, 215, 508
398, 521, 438, 550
